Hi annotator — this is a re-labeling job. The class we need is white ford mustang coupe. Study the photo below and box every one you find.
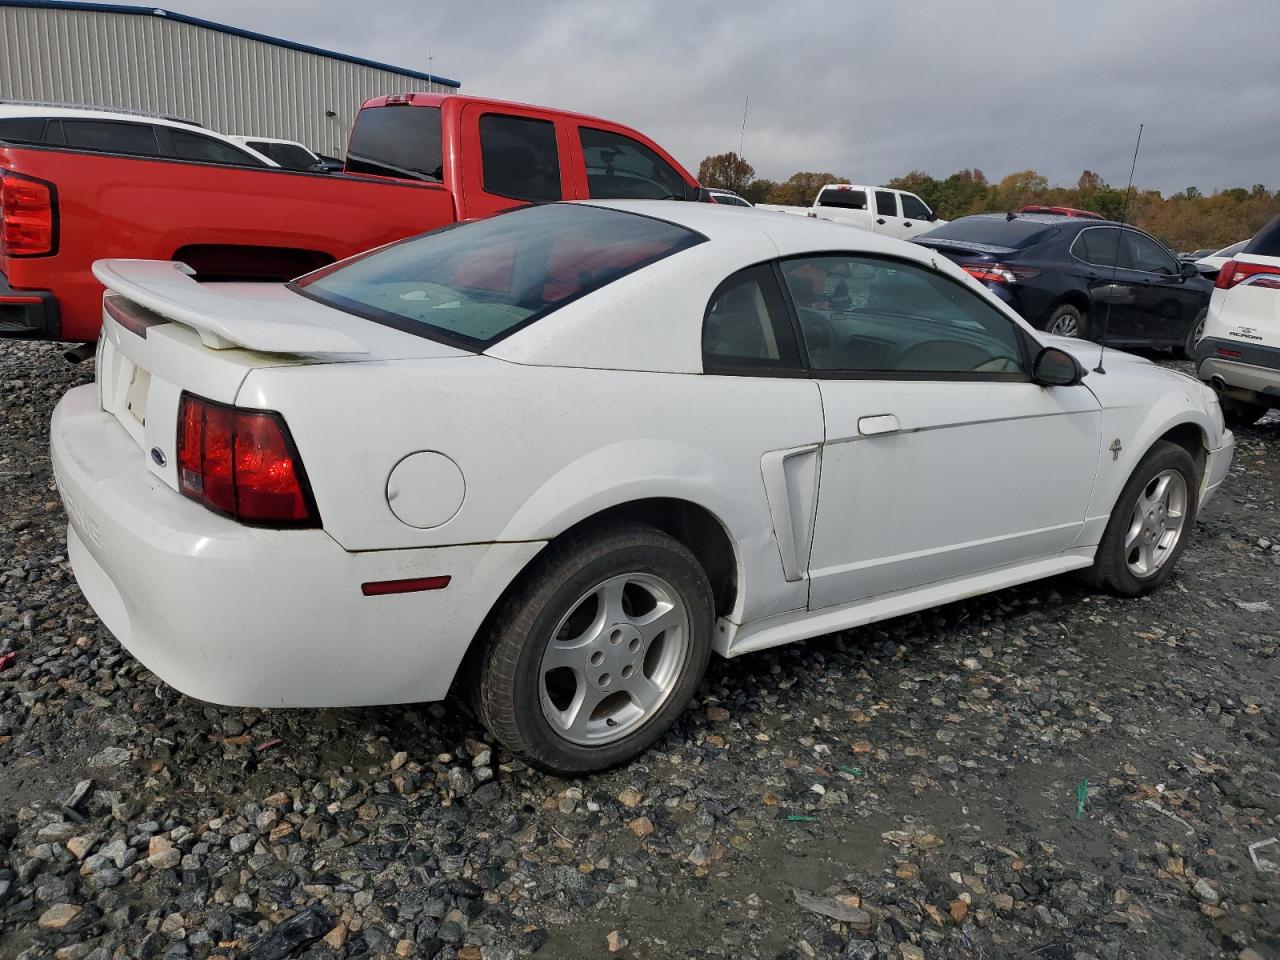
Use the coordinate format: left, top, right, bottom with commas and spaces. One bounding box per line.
52, 201, 1234, 772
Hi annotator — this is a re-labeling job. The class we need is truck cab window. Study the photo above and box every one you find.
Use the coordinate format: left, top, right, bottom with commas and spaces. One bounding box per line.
875, 191, 898, 217
818, 188, 867, 210
347, 105, 444, 182
479, 114, 562, 202
900, 193, 931, 220
579, 127, 690, 200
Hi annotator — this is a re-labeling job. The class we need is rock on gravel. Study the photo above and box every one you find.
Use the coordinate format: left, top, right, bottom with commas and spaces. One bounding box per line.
1, 342, 1277, 959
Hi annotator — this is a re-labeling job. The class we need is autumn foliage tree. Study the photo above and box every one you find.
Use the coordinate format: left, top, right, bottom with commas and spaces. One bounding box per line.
697, 151, 1278, 250
697, 152, 755, 195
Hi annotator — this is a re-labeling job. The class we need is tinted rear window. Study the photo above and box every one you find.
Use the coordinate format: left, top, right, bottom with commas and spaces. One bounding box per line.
346, 105, 443, 181
294, 203, 704, 349
0, 117, 46, 144
921, 217, 1057, 248
60, 119, 160, 156
255, 142, 316, 170
817, 187, 867, 210
1245, 215, 1280, 258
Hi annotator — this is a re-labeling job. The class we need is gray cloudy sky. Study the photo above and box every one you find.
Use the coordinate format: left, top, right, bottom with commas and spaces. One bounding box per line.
155, 0, 1276, 195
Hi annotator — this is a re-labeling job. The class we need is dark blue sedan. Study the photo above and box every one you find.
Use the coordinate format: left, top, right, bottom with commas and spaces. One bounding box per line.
914, 213, 1212, 356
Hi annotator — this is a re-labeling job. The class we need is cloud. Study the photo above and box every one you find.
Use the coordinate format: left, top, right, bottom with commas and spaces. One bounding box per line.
152, 0, 1279, 194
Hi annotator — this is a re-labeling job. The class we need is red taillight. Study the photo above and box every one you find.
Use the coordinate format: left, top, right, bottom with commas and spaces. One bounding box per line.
1215, 259, 1280, 290
963, 263, 1040, 284
0, 171, 57, 257
176, 393, 318, 526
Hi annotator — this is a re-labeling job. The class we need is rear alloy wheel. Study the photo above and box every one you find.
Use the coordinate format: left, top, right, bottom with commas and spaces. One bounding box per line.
1048, 303, 1087, 339
474, 524, 713, 774
1084, 441, 1198, 595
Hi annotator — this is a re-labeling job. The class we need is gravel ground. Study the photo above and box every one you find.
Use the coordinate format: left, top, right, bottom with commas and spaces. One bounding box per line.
1, 339, 1277, 960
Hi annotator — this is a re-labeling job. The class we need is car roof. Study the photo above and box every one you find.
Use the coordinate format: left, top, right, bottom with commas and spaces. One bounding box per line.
0, 103, 203, 129
950, 212, 1129, 231
578, 199, 922, 258
0, 104, 277, 165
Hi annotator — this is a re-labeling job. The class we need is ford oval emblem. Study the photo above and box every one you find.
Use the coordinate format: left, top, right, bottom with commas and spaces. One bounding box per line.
150, 447, 167, 467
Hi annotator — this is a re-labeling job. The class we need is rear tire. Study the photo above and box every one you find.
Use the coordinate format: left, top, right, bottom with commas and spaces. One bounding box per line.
1176, 308, 1207, 360
1047, 303, 1088, 339
1084, 441, 1198, 596
474, 524, 714, 774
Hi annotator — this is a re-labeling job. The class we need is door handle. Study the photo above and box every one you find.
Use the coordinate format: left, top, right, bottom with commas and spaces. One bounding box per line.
903, 221, 913, 228
876, 218, 886, 225
858, 414, 900, 436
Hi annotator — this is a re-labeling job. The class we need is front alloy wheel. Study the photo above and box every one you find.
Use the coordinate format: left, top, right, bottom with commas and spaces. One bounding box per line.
1121, 469, 1188, 577
1084, 440, 1199, 595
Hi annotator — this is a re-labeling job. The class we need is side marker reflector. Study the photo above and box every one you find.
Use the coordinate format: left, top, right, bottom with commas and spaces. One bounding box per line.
361, 575, 452, 596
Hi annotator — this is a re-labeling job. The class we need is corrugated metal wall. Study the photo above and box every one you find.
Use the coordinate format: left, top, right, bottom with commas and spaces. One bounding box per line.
0, 6, 455, 155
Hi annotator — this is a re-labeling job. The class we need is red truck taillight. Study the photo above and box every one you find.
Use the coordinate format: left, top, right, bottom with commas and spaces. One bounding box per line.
1215, 259, 1280, 290
177, 393, 319, 527
0, 170, 58, 257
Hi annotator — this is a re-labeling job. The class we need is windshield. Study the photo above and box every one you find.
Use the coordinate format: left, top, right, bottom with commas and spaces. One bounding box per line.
919, 217, 1057, 248
294, 203, 704, 349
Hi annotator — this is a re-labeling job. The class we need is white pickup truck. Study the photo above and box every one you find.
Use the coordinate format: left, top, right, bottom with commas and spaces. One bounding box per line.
757, 183, 944, 240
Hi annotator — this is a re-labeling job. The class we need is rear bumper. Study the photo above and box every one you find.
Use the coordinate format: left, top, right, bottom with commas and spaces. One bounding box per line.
1196, 337, 1280, 405
0, 270, 60, 339
51, 383, 544, 707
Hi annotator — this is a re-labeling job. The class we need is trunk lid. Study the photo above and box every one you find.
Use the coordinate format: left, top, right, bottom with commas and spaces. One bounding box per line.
913, 237, 1019, 263
91, 258, 470, 496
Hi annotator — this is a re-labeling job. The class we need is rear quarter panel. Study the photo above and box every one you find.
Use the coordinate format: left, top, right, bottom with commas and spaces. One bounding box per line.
0, 145, 455, 341
235, 356, 824, 624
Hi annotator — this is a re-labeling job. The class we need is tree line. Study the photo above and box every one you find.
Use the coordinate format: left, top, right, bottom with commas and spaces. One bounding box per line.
697, 152, 1280, 252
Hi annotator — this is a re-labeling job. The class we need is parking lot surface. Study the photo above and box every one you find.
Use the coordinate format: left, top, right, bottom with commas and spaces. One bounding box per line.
1, 340, 1276, 960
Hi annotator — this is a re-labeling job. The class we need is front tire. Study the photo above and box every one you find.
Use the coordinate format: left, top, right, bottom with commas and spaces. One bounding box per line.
1085, 441, 1199, 596
474, 524, 714, 774
1047, 303, 1088, 339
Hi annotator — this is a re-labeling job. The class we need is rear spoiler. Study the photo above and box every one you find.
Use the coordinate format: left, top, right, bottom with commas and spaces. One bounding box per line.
91, 259, 368, 355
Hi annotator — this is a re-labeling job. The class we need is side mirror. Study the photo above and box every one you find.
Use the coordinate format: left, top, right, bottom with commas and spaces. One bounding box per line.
1032, 346, 1085, 386
927, 208, 938, 222
1181, 261, 1199, 279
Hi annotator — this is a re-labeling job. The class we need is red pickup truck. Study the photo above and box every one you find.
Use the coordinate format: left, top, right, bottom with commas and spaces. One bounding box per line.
0, 93, 701, 343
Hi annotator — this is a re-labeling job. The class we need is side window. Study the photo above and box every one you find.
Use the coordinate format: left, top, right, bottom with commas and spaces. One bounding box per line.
1074, 227, 1120, 268
167, 129, 263, 166
900, 193, 931, 220
702, 265, 801, 373
580, 126, 690, 200
60, 120, 160, 156
0, 117, 47, 144
818, 188, 867, 210
875, 191, 898, 217
779, 255, 1025, 376
1123, 231, 1177, 274
479, 114, 561, 202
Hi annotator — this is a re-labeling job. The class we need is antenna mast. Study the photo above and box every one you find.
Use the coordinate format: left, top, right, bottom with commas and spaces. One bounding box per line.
738, 95, 749, 159
1095, 123, 1144, 374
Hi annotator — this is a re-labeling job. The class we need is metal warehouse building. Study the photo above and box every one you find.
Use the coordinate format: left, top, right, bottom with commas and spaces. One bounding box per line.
0, 0, 459, 156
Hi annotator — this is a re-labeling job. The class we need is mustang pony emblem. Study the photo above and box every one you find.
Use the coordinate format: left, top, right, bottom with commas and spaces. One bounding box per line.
1110, 438, 1123, 461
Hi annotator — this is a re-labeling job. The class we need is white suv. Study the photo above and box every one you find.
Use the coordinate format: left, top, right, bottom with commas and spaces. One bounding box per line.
1196, 215, 1280, 426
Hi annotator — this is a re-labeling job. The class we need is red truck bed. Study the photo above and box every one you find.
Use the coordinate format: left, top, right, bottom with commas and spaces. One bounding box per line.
0, 146, 452, 341
1, 92, 701, 344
